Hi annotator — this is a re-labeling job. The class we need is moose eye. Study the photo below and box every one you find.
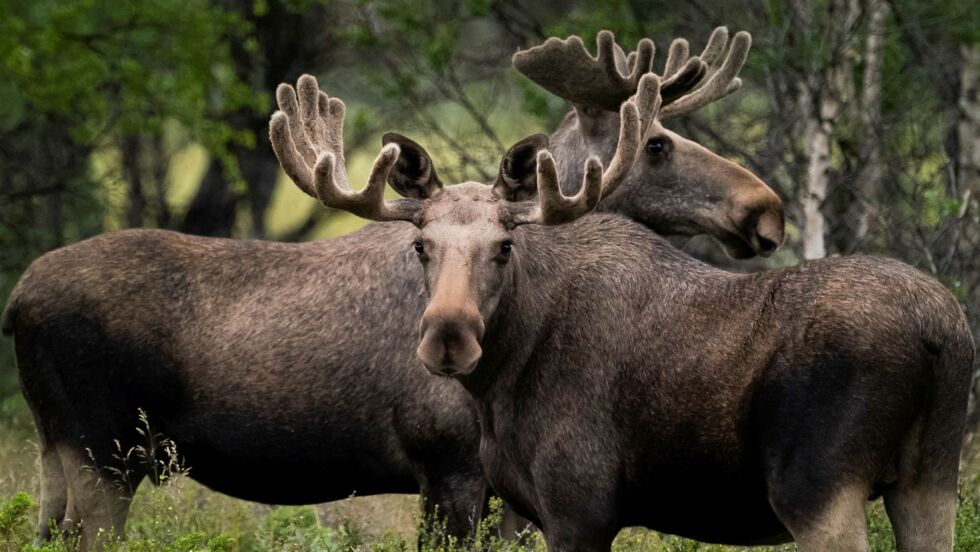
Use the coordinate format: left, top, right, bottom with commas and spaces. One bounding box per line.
646, 138, 667, 156
496, 241, 513, 263
413, 241, 425, 255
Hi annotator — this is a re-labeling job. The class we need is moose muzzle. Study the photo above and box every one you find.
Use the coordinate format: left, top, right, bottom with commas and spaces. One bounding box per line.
417, 308, 485, 377
724, 165, 785, 258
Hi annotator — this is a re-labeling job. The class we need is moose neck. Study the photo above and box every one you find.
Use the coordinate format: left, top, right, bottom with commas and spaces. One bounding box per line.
453, 214, 738, 426
454, 220, 595, 401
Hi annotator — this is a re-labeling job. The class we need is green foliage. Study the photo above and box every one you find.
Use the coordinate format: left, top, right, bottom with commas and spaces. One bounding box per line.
2, 479, 980, 551
0, 491, 34, 544
0, 0, 262, 144
956, 477, 980, 551
255, 506, 342, 550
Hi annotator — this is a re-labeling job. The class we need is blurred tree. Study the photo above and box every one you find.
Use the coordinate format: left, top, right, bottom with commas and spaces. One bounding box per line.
180, 0, 339, 238
0, 0, 260, 406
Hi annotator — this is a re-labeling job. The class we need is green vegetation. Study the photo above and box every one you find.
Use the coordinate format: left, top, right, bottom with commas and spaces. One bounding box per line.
0, 415, 978, 551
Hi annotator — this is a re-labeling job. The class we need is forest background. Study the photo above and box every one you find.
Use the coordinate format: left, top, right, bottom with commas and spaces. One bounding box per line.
0, 0, 978, 548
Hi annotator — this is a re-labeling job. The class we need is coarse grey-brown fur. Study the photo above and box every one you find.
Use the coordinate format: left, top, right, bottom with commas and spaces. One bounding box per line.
402, 196, 974, 551
1, 31, 785, 548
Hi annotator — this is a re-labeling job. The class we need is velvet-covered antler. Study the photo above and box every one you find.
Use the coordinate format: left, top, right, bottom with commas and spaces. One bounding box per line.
512, 31, 656, 112
269, 75, 422, 222
513, 28, 751, 120
270, 74, 642, 228
660, 28, 751, 119
510, 92, 643, 225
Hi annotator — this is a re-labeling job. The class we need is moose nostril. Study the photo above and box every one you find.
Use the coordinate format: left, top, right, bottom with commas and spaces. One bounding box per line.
757, 233, 779, 255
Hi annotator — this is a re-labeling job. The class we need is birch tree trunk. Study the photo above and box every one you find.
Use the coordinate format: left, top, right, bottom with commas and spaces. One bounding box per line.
799, 0, 860, 260
801, 82, 833, 260
853, 0, 890, 244
958, 43, 980, 450
958, 44, 980, 198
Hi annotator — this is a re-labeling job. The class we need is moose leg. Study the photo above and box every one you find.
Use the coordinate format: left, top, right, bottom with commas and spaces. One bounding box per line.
537, 509, 617, 552
882, 420, 959, 551
34, 443, 68, 544
541, 526, 615, 552
883, 484, 956, 552
535, 471, 618, 550
59, 445, 136, 551
882, 370, 965, 552
770, 484, 869, 552
499, 505, 534, 540
420, 475, 487, 537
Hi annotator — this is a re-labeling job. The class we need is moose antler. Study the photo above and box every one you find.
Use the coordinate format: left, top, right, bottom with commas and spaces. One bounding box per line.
513, 28, 751, 121
513, 31, 656, 112
270, 75, 641, 228
660, 28, 751, 119
512, 90, 643, 225
269, 75, 421, 222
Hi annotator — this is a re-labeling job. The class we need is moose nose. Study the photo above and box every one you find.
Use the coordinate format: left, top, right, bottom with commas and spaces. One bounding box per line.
417, 309, 485, 377
752, 206, 784, 257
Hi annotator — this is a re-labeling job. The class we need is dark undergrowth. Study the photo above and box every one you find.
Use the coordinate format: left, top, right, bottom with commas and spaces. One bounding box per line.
1, 413, 978, 551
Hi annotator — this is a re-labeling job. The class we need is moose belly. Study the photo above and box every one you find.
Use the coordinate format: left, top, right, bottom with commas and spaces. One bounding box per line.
177, 443, 418, 504
622, 459, 789, 545
158, 385, 419, 505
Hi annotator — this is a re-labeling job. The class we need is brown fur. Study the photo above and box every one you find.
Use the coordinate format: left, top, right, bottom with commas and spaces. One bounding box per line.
394, 199, 974, 550
3, 30, 787, 547
288, 114, 972, 549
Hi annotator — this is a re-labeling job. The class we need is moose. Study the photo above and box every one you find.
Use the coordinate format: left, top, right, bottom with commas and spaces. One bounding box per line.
2, 29, 782, 548
313, 77, 975, 550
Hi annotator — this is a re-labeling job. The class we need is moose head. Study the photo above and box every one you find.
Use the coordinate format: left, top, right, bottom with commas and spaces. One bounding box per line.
514, 28, 784, 258
269, 75, 645, 376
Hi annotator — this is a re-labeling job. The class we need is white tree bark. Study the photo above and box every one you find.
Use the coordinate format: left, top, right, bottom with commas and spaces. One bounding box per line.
799, 0, 860, 260
958, 44, 980, 198
854, 0, 890, 243
801, 83, 833, 260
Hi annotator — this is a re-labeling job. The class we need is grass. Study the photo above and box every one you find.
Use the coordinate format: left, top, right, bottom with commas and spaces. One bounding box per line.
0, 412, 978, 551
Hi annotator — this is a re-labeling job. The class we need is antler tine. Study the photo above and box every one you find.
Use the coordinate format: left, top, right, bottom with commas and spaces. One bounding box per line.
660, 31, 751, 120
626, 38, 655, 77
660, 57, 708, 104
269, 74, 421, 222
663, 38, 690, 78
312, 143, 420, 221
633, 74, 663, 137
533, 151, 603, 225
270, 111, 315, 197
600, 92, 643, 199
699, 27, 730, 68
513, 31, 656, 112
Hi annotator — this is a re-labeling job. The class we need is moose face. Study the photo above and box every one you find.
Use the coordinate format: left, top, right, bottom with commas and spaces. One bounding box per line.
392, 135, 570, 377
268, 75, 642, 378
514, 27, 785, 258
600, 118, 784, 259
410, 184, 516, 376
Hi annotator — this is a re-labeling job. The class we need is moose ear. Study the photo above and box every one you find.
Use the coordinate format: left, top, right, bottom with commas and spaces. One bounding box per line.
382, 133, 443, 199
493, 134, 550, 201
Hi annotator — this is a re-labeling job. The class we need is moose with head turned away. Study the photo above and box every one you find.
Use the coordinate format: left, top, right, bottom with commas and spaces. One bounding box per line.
309, 41, 977, 552
2, 29, 782, 549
